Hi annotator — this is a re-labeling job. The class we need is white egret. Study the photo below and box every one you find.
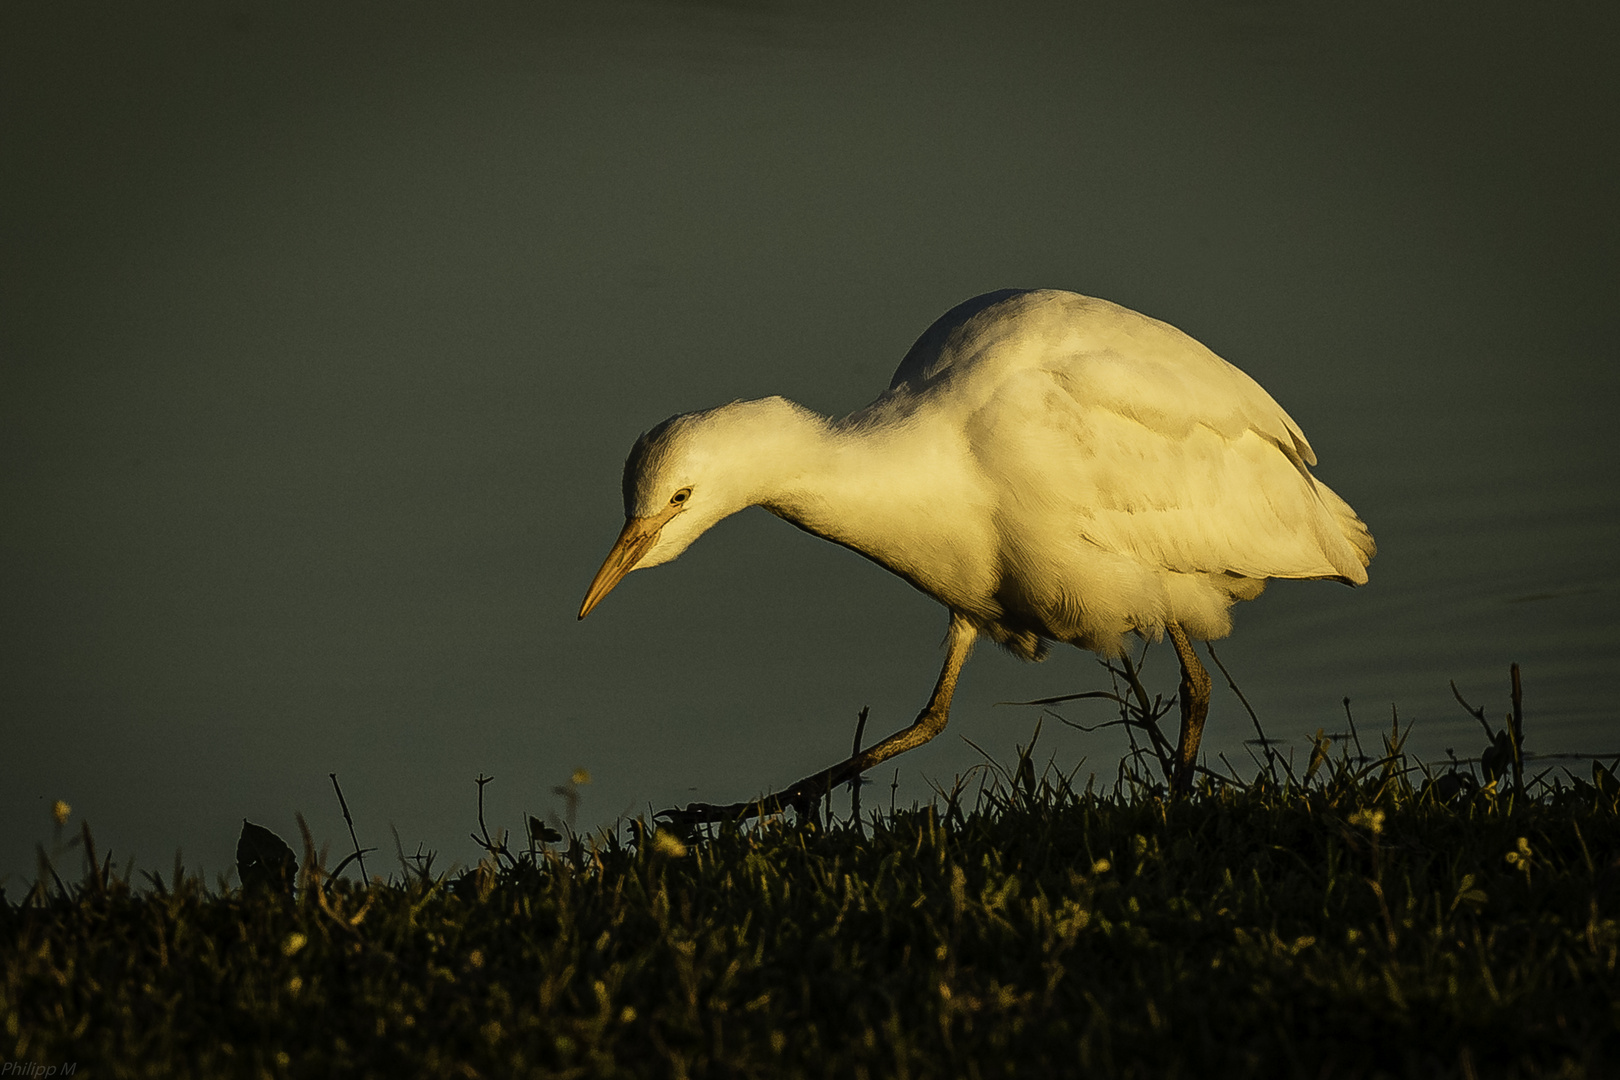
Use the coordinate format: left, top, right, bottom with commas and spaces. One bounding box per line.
580, 289, 1374, 815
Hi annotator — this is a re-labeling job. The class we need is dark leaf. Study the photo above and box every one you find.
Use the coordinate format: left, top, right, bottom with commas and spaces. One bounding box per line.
236, 820, 297, 896
528, 816, 563, 845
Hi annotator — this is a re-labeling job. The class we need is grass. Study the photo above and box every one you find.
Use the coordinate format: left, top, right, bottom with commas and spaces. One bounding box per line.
3, 705, 1619, 1078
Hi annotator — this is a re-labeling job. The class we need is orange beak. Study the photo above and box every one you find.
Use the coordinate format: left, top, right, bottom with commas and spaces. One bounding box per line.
578, 508, 679, 619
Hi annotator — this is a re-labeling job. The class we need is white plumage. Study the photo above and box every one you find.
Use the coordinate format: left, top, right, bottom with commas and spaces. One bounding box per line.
581, 289, 1373, 811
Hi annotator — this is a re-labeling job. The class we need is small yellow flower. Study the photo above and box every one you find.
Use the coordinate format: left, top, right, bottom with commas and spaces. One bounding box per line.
1090, 858, 1111, 874
571, 768, 592, 786
1348, 808, 1386, 836
281, 932, 308, 957
652, 831, 687, 857
51, 800, 71, 825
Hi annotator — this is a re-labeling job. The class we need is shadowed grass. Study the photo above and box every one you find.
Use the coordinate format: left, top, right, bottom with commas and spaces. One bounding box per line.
3, 731, 1618, 1078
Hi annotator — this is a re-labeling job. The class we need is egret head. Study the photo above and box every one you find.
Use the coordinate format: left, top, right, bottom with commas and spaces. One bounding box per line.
578, 403, 779, 619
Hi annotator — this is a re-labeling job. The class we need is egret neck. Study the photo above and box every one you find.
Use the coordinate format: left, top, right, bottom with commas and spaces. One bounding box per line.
711, 397, 994, 614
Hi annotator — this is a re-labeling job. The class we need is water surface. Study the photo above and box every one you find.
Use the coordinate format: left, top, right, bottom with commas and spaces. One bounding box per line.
2, 1, 1616, 885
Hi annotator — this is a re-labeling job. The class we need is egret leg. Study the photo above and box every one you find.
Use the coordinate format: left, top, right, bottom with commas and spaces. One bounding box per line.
1167, 622, 1211, 796
662, 614, 979, 826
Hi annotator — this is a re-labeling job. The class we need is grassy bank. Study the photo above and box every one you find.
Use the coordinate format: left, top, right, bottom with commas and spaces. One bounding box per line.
4, 727, 1618, 1078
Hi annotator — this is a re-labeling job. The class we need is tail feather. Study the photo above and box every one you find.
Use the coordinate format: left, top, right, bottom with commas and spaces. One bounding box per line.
1318, 482, 1375, 584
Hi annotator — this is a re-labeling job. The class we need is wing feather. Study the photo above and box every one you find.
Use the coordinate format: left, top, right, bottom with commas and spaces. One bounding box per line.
922, 291, 1370, 584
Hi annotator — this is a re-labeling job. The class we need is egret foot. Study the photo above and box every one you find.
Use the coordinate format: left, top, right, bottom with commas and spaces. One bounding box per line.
658, 615, 978, 828
1167, 621, 1211, 796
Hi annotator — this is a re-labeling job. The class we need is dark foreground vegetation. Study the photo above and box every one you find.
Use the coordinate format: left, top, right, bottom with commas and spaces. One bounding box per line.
4, 715, 1619, 1079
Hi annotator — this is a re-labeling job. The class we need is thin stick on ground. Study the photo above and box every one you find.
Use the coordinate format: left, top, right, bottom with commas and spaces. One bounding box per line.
470, 774, 512, 868
850, 707, 870, 833
329, 772, 369, 884
1510, 662, 1525, 796
1204, 641, 1293, 786
1342, 696, 1365, 762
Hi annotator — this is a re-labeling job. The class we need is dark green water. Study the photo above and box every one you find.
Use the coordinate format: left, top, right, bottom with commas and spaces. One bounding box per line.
3, 1, 1616, 885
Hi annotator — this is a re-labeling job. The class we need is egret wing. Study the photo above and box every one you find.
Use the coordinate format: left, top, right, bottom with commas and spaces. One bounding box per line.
975, 352, 1370, 586
900, 291, 1372, 586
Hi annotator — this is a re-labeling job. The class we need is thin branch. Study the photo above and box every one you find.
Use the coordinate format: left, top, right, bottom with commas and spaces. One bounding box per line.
850, 707, 870, 833
329, 772, 369, 885
1450, 680, 1495, 740
1204, 641, 1290, 786
1341, 696, 1365, 762
1510, 662, 1525, 796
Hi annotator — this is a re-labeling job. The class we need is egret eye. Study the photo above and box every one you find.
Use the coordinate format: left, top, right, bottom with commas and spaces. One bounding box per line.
670, 488, 691, 506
